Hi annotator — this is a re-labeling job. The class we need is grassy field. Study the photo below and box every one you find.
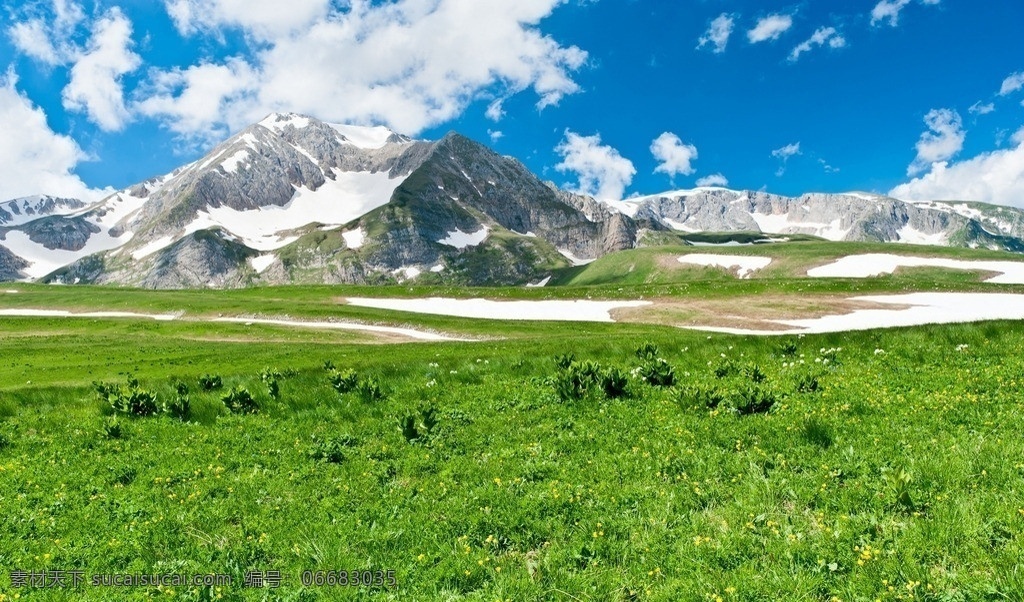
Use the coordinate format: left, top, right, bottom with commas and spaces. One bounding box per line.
2, 244, 1024, 600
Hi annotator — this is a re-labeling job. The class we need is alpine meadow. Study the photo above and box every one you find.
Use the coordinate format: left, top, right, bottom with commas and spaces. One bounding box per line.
3, 1, 1024, 601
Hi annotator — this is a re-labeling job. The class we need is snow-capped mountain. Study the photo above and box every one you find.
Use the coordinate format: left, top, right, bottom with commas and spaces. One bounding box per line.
0, 195, 86, 227
600, 187, 1024, 250
1, 113, 1024, 288
0, 113, 643, 287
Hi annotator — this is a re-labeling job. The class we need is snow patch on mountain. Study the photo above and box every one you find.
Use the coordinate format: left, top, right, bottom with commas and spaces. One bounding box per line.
0, 196, 85, 227
220, 150, 250, 174
896, 225, 948, 245
342, 228, 365, 249
558, 248, 596, 266
143, 170, 402, 254
250, 254, 276, 273
0, 229, 132, 279
259, 113, 311, 132
438, 226, 489, 249
751, 212, 850, 240
328, 123, 404, 149
132, 236, 174, 260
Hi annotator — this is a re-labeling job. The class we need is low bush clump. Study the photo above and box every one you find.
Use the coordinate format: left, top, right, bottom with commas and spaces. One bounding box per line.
638, 358, 675, 387
96, 377, 160, 417
401, 407, 438, 442
734, 386, 777, 415
222, 386, 258, 414
198, 374, 223, 391
168, 382, 191, 421
357, 377, 386, 402
329, 369, 359, 394
259, 367, 283, 399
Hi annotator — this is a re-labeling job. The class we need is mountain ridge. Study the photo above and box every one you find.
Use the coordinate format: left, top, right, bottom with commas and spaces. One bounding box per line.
2, 112, 1024, 288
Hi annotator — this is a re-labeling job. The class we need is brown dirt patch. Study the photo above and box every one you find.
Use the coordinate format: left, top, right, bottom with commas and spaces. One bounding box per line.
610, 293, 911, 332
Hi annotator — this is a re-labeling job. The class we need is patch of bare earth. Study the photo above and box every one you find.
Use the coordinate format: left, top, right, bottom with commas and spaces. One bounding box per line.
610, 294, 913, 332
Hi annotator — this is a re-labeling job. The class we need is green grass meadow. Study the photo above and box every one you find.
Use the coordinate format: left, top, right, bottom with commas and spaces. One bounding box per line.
2, 245, 1024, 600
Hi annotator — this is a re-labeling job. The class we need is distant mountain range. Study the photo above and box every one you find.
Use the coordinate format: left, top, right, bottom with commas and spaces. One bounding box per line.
2, 112, 1023, 287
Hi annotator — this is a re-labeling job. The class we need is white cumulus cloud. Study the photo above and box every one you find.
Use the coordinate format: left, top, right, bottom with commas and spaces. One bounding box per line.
771, 142, 801, 161
142, 0, 588, 141
0, 71, 106, 202
165, 0, 331, 40
62, 8, 141, 132
1000, 72, 1024, 96
789, 27, 846, 62
747, 14, 793, 44
908, 108, 965, 176
968, 101, 995, 115
696, 173, 729, 188
697, 14, 734, 54
7, 0, 85, 66
134, 58, 260, 147
890, 126, 1024, 206
555, 131, 636, 201
870, 0, 940, 28
771, 142, 801, 176
650, 132, 698, 178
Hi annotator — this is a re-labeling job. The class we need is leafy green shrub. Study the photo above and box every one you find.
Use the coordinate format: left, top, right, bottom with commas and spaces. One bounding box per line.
600, 367, 629, 399
554, 353, 576, 370
796, 373, 821, 393
222, 386, 258, 414
635, 342, 659, 362
734, 387, 776, 415
357, 377, 385, 402
0, 431, 10, 451
98, 377, 160, 417
779, 340, 798, 357
680, 385, 725, 410
101, 416, 124, 440
714, 360, 739, 379
553, 361, 601, 401
328, 369, 359, 394
744, 364, 767, 384
401, 407, 438, 443
198, 374, 223, 391
639, 359, 675, 387
259, 367, 283, 399
322, 360, 336, 371
168, 382, 190, 421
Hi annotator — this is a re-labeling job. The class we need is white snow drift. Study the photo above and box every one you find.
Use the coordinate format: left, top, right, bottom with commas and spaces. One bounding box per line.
678, 253, 772, 278
704, 292, 1024, 335
438, 226, 489, 249
807, 254, 1024, 284
346, 297, 651, 322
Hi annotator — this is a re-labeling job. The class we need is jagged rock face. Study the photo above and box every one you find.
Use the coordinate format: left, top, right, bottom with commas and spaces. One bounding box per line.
121, 116, 435, 243
13, 216, 100, 251
138, 231, 256, 289
623, 189, 971, 245
0, 245, 27, 280
0, 196, 85, 227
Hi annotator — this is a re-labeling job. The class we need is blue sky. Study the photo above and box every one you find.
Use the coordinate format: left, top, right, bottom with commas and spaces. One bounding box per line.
1, 0, 1022, 205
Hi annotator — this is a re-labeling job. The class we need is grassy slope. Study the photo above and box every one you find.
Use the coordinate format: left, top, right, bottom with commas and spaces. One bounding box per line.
3, 249, 1024, 599
550, 240, 1024, 287
1, 317, 1023, 600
